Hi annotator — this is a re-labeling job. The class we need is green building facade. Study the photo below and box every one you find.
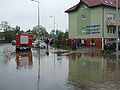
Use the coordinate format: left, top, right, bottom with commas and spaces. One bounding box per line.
65, 0, 120, 48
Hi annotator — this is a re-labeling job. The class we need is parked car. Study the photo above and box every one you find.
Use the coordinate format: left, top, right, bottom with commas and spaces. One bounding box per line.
104, 40, 120, 51
32, 40, 46, 49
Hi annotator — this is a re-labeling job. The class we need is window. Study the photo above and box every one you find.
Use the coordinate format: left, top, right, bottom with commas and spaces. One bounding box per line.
81, 4, 87, 9
107, 26, 116, 34
81, 15, 86, 20
107, 13, 115, 20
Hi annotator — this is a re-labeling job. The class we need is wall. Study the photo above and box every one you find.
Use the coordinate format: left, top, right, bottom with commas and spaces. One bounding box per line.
69, 12, 78, 39
104, 7, 116, 38
67, 4, 120, 48
77, 7, 102, 38
68, 4, 103, 39
77, 4, 90, 38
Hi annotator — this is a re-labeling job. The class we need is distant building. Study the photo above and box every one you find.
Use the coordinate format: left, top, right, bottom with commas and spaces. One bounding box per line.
65, 0, 120, 48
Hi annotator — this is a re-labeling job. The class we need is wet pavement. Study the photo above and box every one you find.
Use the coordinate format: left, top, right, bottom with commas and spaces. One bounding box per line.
0, 44, 120, 90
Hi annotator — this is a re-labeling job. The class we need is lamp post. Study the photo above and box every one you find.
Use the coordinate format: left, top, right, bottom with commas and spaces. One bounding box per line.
31, 0, 40, 48
31, 1, 40, 90
116, 0, 119, 73
50, 16, 56, 35
56, 23, 58, 31
116, 0, 119, 53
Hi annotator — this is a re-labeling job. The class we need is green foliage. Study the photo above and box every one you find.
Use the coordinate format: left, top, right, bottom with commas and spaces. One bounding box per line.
0, 21, 21, 44
64, 31, 68, 39
100, 50, 114, 54
1, 21, 9, 32
15, 26, 20, 33
50, 30, 69, 41
32, 25, 49, 38
4, 31, 16, 43
51, 44, 71, 50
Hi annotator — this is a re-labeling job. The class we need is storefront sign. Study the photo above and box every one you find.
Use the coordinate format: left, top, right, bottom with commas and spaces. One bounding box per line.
81, 24, 101, 34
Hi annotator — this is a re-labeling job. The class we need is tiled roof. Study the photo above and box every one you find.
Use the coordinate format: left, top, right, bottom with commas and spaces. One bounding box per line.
65, 0, 120, 13
65, 2, 80, 13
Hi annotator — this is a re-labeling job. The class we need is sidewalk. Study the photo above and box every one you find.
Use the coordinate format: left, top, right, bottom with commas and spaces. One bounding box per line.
66, 47, 101, 55
76, 47, 101, 53
51, 47, 101, 55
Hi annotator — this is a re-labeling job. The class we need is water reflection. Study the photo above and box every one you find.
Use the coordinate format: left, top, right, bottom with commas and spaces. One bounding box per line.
16, 51, 33, 70
3, 47, 13, 65
37, 49, 42, 90
68, 53, 120, 89
45, 48, 49, 56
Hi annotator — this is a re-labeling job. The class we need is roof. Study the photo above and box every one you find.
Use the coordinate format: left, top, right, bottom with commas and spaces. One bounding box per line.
65, 0, 120, 13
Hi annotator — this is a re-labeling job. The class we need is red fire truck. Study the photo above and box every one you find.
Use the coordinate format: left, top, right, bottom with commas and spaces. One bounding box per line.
16, 33, 33, 51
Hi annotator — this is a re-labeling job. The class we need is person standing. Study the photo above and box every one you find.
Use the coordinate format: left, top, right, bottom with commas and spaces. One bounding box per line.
45, 38, 49, 49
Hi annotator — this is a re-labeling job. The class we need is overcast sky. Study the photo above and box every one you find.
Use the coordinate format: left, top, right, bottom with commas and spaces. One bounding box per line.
0, 0, 79, 33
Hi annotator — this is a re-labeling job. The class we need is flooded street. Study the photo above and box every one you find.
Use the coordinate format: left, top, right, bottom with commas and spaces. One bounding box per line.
0, 44, 120, 90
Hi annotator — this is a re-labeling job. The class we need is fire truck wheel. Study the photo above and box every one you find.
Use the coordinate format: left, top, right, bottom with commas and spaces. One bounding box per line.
27, 48, 31, 50
16, 47, 20, 51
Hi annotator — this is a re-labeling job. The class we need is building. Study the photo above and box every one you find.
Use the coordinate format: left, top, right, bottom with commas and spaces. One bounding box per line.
65, 0, 120, 48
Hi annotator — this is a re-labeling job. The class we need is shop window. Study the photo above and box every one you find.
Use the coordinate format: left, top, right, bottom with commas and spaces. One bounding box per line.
107, 26, 116, 34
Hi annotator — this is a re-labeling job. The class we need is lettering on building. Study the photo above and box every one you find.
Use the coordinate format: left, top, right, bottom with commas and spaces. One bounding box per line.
81, 24, 101, 34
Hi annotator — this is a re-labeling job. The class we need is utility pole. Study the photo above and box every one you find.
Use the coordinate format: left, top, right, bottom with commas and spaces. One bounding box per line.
116, 0, 119, 53
50, 16, 56, 35
31, 0, 40, 48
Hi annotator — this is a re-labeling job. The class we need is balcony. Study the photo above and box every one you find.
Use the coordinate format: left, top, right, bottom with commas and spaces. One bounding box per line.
106, 19, 120, 26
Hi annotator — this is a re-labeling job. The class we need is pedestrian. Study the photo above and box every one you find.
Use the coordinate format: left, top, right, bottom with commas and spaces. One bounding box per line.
91, 39, 95, 47
45, 38, 49, 49
76, 39, 81, 49
72, 40, 77, 50
81, 39, 84, 47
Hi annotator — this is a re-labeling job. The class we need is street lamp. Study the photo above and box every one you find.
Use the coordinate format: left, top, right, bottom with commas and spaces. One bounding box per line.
56, 23, 58, 31
50, 16, 56, 35
116, 0, 119, 72
31, 1, 40, 89
116, 0, 119, 53
31, 0, 40, 48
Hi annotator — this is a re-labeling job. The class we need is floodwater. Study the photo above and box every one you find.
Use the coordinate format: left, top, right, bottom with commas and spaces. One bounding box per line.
0, 44, 120, 90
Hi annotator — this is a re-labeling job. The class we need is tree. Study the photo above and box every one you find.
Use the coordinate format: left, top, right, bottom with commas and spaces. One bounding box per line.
56, 30, 63, 39
15, 25, 20, 33
63, 31, 68, 39
32, 25, 49, 39
50, 30, 56, 39
0, 21, 10, 41
0, 21, 9, 32
0, 21, 22, 42
5, 31, 15, 43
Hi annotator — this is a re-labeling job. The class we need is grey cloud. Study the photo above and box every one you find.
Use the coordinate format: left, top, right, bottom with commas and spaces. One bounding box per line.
0, 0, 79, 32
